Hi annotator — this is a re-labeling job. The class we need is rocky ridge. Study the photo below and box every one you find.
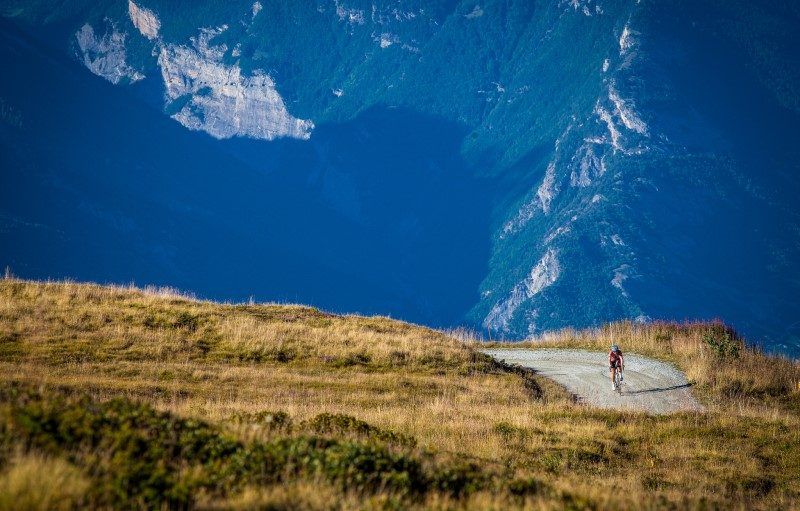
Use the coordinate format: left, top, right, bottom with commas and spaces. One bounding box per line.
74, 1, 313, 141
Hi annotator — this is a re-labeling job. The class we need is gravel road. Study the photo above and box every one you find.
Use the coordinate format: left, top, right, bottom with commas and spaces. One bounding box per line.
482, 348, 704, 414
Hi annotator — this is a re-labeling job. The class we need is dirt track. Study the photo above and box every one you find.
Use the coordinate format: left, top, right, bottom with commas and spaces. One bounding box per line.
482, 348, 704, 414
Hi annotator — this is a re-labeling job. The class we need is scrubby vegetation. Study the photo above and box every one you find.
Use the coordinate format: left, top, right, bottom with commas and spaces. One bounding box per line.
1, 279, 799, 509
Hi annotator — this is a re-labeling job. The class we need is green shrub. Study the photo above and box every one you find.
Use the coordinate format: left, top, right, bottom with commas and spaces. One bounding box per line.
334, 352, 371, 367
493, 421, 526, 441
388, 350, 408, 366
233, 347, 295, 364
231, 411, 293, 431
704, 330, 741, 359
560, 490, 597, 511
508, 477, 549, 497
0, 385, 489, 506
173, 311, 199, 331
540, 451, 564, 474
5, 386, 241, 508
641, 474, 670, 491
0, 332, 24, 360
273, 348, 296, 363
194, 336, 216, 356
236, 436, 428, 497
430, 461, 485, 498
306, 413, 417, 448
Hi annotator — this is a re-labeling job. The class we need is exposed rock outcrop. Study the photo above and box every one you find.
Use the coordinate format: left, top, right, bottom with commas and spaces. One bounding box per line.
75, 23, 144, 84
484, 249, 561, 333
157, 28, 314, 141
128, 0, 160, 40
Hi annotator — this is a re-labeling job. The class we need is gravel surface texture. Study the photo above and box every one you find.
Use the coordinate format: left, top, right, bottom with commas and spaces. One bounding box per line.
482, 348, 704, 414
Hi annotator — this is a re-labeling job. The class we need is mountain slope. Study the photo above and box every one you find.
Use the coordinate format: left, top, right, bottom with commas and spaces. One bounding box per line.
1, 0, 799, 353
475, 0, 800, 353
0, 18, 491, 327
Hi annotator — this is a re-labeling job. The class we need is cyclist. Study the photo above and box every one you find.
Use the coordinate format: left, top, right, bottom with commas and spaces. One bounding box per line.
609, 344, 624, 390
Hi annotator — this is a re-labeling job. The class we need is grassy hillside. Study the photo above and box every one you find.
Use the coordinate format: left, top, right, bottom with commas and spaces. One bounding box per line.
0, 279, 798, 510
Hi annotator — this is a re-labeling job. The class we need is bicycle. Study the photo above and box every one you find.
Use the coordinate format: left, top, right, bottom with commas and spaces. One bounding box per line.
614, 369, 624, 394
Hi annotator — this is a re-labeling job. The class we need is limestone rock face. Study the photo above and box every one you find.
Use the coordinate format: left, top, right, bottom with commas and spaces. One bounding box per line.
157, 28, 314, 141
75, 23, 144, 84
128, 0, 160, 40
484, 249, 561, 334
76, 4, 312, 142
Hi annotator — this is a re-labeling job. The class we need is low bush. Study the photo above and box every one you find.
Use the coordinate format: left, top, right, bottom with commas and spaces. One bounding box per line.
0, 386, 487, 507
508, 477, 549, 498
230, 411, 293, 431
704, 330, 741, 359
429, 461, 486, 498
306, 413, 417, 448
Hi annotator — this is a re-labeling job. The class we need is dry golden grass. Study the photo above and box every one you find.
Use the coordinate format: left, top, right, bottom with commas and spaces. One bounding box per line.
0, 452, 89, 511
1, 279, 799, 510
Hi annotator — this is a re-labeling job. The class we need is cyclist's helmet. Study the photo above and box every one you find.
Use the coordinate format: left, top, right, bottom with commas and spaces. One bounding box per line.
611, 344, 619, 353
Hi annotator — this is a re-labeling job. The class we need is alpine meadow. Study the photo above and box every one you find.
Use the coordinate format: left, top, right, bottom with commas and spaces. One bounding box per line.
0, 279, 799, 509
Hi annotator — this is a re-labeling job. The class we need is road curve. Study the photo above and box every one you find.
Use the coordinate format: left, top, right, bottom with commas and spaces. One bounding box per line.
482, 348, 704, 414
